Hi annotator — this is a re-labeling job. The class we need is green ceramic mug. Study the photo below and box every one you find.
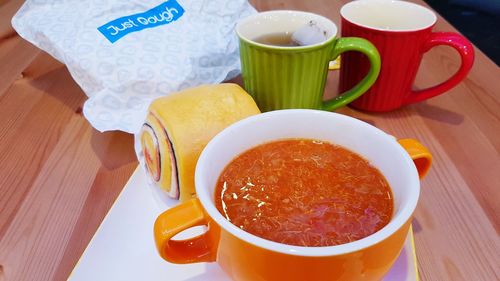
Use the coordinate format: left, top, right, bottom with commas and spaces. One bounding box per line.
236, 10, 381, 111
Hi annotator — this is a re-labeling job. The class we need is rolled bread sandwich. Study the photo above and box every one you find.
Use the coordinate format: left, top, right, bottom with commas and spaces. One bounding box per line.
139, 83, 260, 202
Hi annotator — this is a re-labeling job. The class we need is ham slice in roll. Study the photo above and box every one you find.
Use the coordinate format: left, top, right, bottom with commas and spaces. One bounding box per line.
139, 83, 261, 202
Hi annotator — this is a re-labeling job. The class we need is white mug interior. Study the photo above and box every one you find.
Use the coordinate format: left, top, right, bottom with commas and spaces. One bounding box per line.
236, 10, 337, 48
195, 109, 420, 256
341, 0, 437, 32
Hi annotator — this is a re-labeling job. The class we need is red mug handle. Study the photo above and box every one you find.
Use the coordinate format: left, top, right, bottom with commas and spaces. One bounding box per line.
404, 32, 474, 105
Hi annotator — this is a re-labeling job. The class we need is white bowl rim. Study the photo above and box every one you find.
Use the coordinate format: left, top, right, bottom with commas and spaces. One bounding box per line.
195, 109, 420, 257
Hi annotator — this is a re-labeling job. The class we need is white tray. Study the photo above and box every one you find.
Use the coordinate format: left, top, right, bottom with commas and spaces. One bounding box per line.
69, 167, 419, 281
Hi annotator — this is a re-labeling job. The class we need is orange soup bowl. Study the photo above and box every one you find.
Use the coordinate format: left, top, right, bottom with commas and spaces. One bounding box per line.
154, 109, 432, 281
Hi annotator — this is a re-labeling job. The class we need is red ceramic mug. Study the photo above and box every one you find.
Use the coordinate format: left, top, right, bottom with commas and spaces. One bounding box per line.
339, 0, 474, 112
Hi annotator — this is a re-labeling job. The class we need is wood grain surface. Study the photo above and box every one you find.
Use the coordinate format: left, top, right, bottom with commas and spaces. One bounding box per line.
0, 0, 499, 280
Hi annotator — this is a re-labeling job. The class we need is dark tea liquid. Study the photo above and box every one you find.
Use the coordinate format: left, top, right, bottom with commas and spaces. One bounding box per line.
214, 139, 393, 247
253, 32, 300, 47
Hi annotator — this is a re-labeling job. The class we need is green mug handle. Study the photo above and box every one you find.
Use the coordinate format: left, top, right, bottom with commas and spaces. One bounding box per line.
322, 37, 381, 111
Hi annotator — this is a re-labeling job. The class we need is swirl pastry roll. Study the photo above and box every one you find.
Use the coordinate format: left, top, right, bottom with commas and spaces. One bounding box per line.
140, 83, 260, 202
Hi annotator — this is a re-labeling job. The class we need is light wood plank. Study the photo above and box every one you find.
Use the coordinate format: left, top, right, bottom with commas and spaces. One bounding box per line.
52, 162, 137, 281
0, 117, 104, 280
0, 54, 86, 237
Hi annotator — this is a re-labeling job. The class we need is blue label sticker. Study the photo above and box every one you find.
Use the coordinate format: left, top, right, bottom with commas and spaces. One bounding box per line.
98, 0, 185, 43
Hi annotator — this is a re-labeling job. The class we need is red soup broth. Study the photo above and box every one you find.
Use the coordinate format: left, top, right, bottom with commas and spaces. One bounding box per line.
214, 138, 393, 247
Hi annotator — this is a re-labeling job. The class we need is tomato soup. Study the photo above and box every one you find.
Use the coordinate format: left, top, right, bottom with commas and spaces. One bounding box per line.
214, 139, 393, 247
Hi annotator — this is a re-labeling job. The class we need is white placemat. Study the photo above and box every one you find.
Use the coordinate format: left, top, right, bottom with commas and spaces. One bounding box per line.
69, 166, 418, 281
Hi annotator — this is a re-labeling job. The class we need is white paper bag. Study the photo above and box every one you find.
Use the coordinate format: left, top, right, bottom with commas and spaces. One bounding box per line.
12, 0, 256, 133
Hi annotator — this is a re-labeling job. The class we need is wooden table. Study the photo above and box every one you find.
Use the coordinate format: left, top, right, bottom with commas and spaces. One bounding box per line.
0, 0, 498, 280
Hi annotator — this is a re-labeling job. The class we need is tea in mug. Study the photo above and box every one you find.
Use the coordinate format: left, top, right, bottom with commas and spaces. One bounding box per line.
253, 32, 300, 47
214, 139, 393, 247
253, 21, 329, 47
